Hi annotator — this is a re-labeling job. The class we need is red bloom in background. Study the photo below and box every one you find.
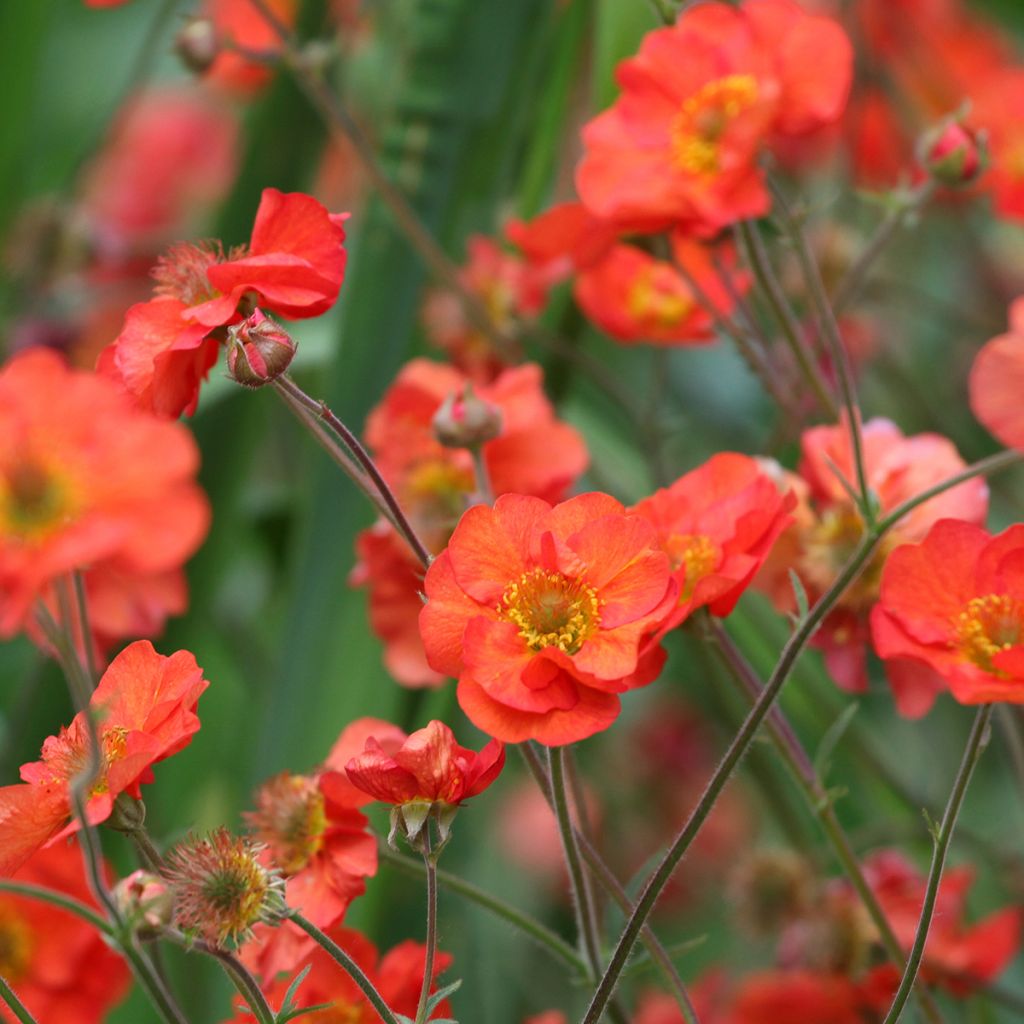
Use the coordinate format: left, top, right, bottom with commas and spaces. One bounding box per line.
420, 493, 674, 744
972, 72, 1024, 219
871, 519, 1024, 707
632, 453, 794, 632
858, 850, 1020, 1003
506, 201, 620, 284
422, 235, 550, 384
0, 348, 209, 643
202, 0, 297, 94
233, 926, 452, 1022
969, 298, 1024, 450
353, 358, 588, 688
727, 971, 866, 1024
576, 0, 851, 235
345, 719, 504, 807
99, 188, 347, 417
0, 842, 130, 1023
756, 419, 987, 714
0, 641, 208, 875
81, 87, 239, 252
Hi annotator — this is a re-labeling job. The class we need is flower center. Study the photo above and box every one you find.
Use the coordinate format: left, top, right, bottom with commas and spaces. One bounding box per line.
245, 773, 328, 876
626, 268, 694, 332
499, 568, 601, 654
670, 74, 760, 176
308, 1004, 369, 1024
36, 724, 130, 798
954, 594, 1024, 673
800, 507, 892, 611
665, 533, 720, 600
152, 240, 242, 307
0, 904, 33, 983
0, 458, 77, 542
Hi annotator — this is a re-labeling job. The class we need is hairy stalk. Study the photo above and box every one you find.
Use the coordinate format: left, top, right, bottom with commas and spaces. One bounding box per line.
72, 571, 99, 686
274, 375, 432, 569
0, 880, 111, 933
882, 705, 994, 1024
292, 912, 404, 1024
414, 830, 439, 1024
769, 181, 871, 515
832, 180, 937, 315
0, 977, 37, 1024
704, 618, 944, 1024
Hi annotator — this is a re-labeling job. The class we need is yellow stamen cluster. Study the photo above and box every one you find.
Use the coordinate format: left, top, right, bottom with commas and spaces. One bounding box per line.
626, 269, 694, 331
666, 533, 720, 600
500, 568, 601, 654
0, 905, 33, 983
954, 594, 1024, 673
245, 772, 328, 876
670, 74, 760, 176
0, 458, 78, 543
309, 1003, 369, 1024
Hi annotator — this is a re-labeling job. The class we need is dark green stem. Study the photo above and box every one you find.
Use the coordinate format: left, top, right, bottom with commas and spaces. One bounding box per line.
414, 832, 438, 1024
0, 976, 37, 1024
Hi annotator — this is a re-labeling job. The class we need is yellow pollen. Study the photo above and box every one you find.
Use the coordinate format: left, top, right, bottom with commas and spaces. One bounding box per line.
308, 1004, 367, 1024
665, 533, 719, 600
670, 74, 759, 176
499, 568, 601, 654
0, 458, 78, 543
0, 904, 33, 983
626, 268, 694, 331
954, 594, 1024, 673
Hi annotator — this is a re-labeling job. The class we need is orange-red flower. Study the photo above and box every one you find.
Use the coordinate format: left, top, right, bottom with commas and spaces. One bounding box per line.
969, 298, 1024, 450
99, 188, 347, 417
420, 492, 675, 744
971, 72, 1024, 219
576, 0, 852, 235
0, 348, 209, 643
756, 419, 987, 714
0, 640, 208, 875
0, 841, 130, 1023
345, 719, 504, 807
631, 453, 794, 632
353, 358, 588, 688
870, 519, 1024, 706
233, 926, 453, 1023
202, 0, 297, 94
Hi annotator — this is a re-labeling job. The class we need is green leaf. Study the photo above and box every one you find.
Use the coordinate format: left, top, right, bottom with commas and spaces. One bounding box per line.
425, 978, 463, 1013
813, 702, 859, 782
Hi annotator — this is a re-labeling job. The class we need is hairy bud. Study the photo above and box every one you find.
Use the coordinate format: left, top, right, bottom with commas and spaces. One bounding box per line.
920, 118, 987, 187
432, 385, 503, 449
226, 309, 296, 388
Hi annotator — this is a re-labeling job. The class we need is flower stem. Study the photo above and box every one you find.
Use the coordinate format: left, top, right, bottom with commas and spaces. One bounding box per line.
291, 912, 404, 1024
0, 880, 112, 934
274, 375, 432, 569
0, 976, 38, 1024
414, 830, 439, 1024
377, 845, 587, 976
882, 704, 994, 1024
72, 571, 99, 686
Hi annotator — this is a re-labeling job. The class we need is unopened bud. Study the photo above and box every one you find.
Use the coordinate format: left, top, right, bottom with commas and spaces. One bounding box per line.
226, 310, 296, 388
175, 17, 220, 75
728, 849, 814, 937
919, 118, 987, 187
113, 870, 173, 933
432, 385, 503, 448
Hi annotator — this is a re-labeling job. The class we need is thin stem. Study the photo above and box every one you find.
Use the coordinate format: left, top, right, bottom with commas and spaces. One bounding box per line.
0, 880, 112, 934
882, 705, 994, 1024
274, 375, 432, 569
832, 180, 937, 315
735, 220, 838, 418
377, 845, 586, 975
118, 940, 191, 1024
291, 912, 403, 1024
470, 447, 495, 506
0, 977, 38, 1024
768, 180, 871, 515
72, 571, 99, 686
414, 831, 438, 1024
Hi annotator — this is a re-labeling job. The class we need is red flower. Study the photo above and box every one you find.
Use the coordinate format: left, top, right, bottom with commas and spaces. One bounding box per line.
353, 359, 588, 688
575, 0, 851, 235
969, 298, 1024, 450
202, 0, 298, 94
971, 71, 1024, 220
233, 926, 453, 1022
0, 842, 130, 1023
345, 719, 504, 807
871, 518, 1024, 706
506, 201, 620, 284
727, 971, 867, 1024
99, 188, 347, 417
420, 492, 675, 744
0, 641, 208, 875
632, 453, 794, 632
0, 348, 209, 643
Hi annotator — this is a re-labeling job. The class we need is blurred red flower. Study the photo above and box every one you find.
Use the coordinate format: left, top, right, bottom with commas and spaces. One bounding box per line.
969, 298, 1024, 450
203, 0, 297, 94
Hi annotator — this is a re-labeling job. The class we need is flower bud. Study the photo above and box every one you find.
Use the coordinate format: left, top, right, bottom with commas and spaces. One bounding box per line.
226, 310, 296, 388
175, 17, 220, 75
113, 870, 173, 933
432, 385, 503, 448
919, 118, 987, 187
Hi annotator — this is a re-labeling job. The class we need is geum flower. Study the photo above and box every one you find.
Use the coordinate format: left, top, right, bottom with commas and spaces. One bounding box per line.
575, 0, 852, 235
969, 297, 1024, 450
98, 187, 347, 417
0, 841, 130, 1024
871, 518, 1024, 707
346, 719, 504, 847
0, 348, 209, 647
0, 640, 208, 875
420, 492, 676, 745
631, 452, 795, 633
